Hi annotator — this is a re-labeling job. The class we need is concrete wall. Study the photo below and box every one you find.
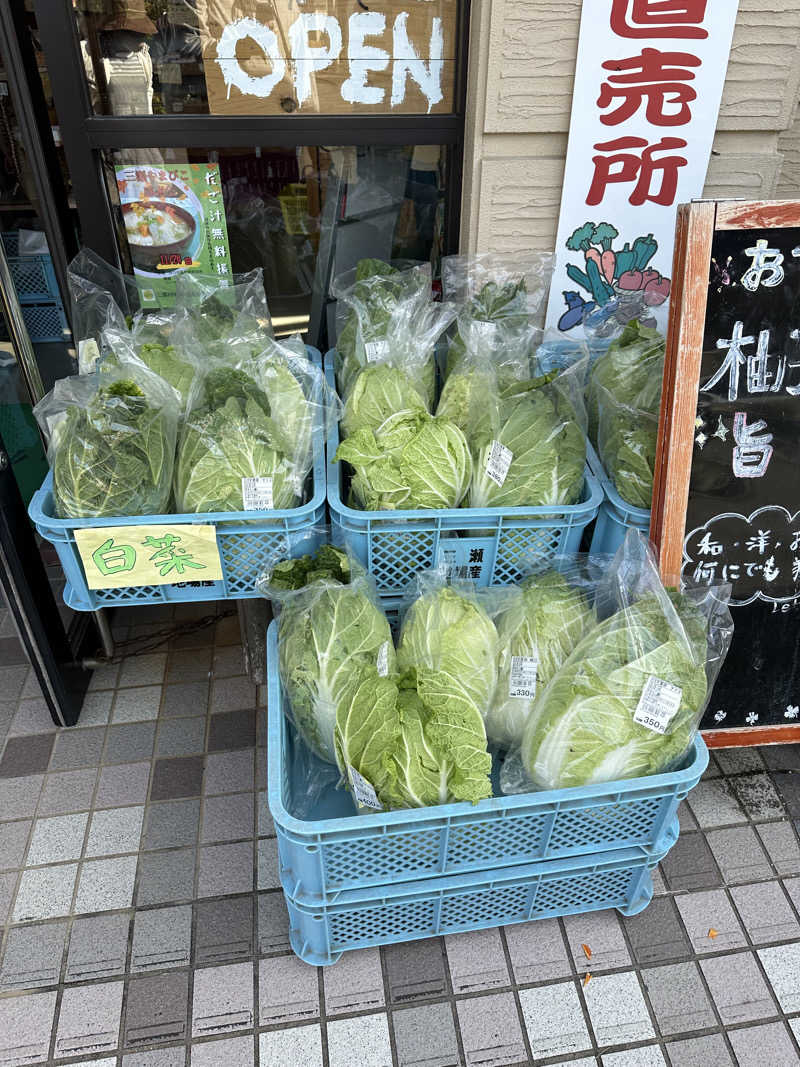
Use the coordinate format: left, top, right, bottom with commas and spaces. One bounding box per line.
460, 0, 800, 254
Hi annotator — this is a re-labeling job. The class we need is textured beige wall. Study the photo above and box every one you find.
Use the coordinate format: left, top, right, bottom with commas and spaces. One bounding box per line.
461, 0, 800, 253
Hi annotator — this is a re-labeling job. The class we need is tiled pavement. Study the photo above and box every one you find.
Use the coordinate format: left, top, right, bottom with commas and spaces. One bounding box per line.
0, 606, 800, 1064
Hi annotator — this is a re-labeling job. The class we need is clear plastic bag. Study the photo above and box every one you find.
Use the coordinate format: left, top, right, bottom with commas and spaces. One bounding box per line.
502, 529, 733, 792
174, 334, 332, 513
67, 250, 140, 373
34, 359, 179, 519
441, 252, 554, 327
174, 267, 273, 347
443, 314, 540, 386
102, 310, 199, 409
596, 382, 658, 510
437, 351, 589, 509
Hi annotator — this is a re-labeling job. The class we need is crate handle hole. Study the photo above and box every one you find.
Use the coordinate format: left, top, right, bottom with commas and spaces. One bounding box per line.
306, 846, 318, 853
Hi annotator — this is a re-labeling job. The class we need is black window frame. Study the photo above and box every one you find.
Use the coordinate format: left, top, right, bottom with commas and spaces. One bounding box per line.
33, 0, 470, 270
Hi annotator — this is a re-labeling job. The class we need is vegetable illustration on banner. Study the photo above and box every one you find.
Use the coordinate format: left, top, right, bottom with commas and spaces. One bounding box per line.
546, 0, 739, 333
115, 164, 232, 309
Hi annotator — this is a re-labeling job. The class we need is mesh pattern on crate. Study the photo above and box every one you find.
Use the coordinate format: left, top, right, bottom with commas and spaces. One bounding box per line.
440, 882, 531, 929
94, 584, 162, 604
370, 531, 435, 590
323, 829, 442, 885
547, 799, 661, 851
533, 867, 633, 914
492, 528, 562, 584
329, 897, 436, 948
446, 814, 550, 866
219, 530, 286, 593
21, 305, 65, 341
11, 260, 52, 300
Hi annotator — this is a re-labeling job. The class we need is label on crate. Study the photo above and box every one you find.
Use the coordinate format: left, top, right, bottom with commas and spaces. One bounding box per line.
633, 676, 683, 734
347, 765, 383, 810
509, 656, 538, 699
376, 641, 390, 677
74, 523, 223, 590
241, 477, 274, 511
364, 339, 390, 363
485, 441, 513, 487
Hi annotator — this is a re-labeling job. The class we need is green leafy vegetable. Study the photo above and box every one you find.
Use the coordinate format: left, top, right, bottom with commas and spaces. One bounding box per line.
597, 387, 658, 509
341, 363, 428, 440
521, 593, 711, 789
445, 277, 530, 379
267, 545, 351, 591
135, 342, 196, 406
486, 571, 592, 748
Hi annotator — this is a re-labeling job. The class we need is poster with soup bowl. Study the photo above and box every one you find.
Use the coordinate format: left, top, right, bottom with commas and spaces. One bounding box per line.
115, 163, 233, 309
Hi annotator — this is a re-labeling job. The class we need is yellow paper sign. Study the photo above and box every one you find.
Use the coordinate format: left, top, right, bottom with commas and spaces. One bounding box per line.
75, 524, 223, 591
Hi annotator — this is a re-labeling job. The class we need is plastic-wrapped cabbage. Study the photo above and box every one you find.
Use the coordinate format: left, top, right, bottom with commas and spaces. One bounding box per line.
341, 363, 427, 440
103, 312, 198, 407
175, 268, 273, 346
519, 533, 733, 789
174, 335, 320, 513
586, 318, 665, 443
34, 361, 179, 519
335, 409, 472, 510
485, 571, 593, 749
597, 384, 658, 509
444, 281, 533, 381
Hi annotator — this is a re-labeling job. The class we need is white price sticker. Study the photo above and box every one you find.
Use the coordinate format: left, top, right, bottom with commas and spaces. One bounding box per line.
474, 320, 498, 342
634, 676, 683, 734
364, 340, 390, 363
347, 765, 383, 810
78, 338, 101, 374
241, 477, 274, 510
377, 641, 390, 677
485, 441, 513, 487
509, 656, 538, 699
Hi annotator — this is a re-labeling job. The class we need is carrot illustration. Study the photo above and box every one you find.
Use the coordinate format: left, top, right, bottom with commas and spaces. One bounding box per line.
592, 223, 619, 284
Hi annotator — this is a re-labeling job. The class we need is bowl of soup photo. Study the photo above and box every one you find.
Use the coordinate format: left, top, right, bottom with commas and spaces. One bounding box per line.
122, 201, 198, 271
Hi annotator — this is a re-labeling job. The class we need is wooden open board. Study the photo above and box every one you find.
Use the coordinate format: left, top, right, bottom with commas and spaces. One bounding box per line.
652, 199, 800, 747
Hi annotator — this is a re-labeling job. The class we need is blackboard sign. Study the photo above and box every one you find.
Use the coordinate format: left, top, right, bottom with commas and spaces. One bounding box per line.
654, 200, 800, 746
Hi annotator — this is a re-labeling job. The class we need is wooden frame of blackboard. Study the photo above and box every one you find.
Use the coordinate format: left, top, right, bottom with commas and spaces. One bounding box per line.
651, 198, 800, 749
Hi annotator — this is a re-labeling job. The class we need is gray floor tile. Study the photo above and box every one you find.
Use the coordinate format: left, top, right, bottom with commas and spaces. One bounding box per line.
192, 961, 254, 1036
715, 748, 764, 775
210, 679, 257, 717
150, 755, 205, 800
95, 761, 151, 808
49, 725, 106, 770
257, 790, 274, 837
87, 662, 119, 692
165, 648, 212, 686
675, 888, 747, 954
214, 615, 241, 646
0, 731, 55, 776
156, 716, 207, 757
78, 691, 114, 726
582, 970, 655, 1046
757, 821, 800, 875
136, 847, 196, 906
162, 680, 210, 719
700, 951, 777, 1024
732, 880, 800, 943
0, 989, 57, 1065
124, 970, 190, 1047
784, 874, 800, 913
761, 745, 800, 772
258, 953, 319, 1024
13, 861, 78, 921
603, 1049, 666, 1067
564, 908, 631, 972
0, 817, 30, 870
191, 1035, 254, 1067
118, 653, 167, 688
112, 685, 162, 723
445, 926, 509, 993
75, 855, 137, 912
86, 804, 145, 857
0, 919, 67, 989
661, 832, 722, 891
327, 1013, 393, 1067
0, 772, 43, 819
26, 811, 88, 865
757, 941, 800, 1013
323, 947, 384, 1015
257, 891, 291, 955
104, 722, 156, 764
212, 646, 246, 678
456, 992, 527, 1067
204, 749, 255, 795
200, 791, 254, 843
665, 1034, 734, 1067
0, 870, 14, 923
132, 905, 192, 971
194, 895, 253, 965
772, 772, 800, 817
256, 835, 279, 889
207, 707, 257, 750
9, 698, 58, 735
504, 917, 571, 984
392, 1002, 459, 1067
640, 961, 715, 1036
197, 841, 253, 897
0, 665, 32, 704
730, 772, 786, 820
54, 978, 123, 1058
623, 896, 691, 964
384, 937, 448, 1003
259, 1025, 322, 1066
686, 778, 747, 828
519, 980, 592, 1060
728, 1022, 799, 1067
66, 912, 131, 981
143, 797, 201, 850
706, 826, 773, 883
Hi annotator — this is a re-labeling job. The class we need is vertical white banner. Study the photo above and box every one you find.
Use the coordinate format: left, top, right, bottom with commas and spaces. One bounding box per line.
545, 0, 739, 333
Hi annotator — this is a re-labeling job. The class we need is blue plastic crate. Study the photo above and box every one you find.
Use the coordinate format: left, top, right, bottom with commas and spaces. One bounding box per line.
587, 442, 651, 557
1, 232, 62, 305
28, 349, 326, 610
325, 356, 604, 595
267, 623, 707, 905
